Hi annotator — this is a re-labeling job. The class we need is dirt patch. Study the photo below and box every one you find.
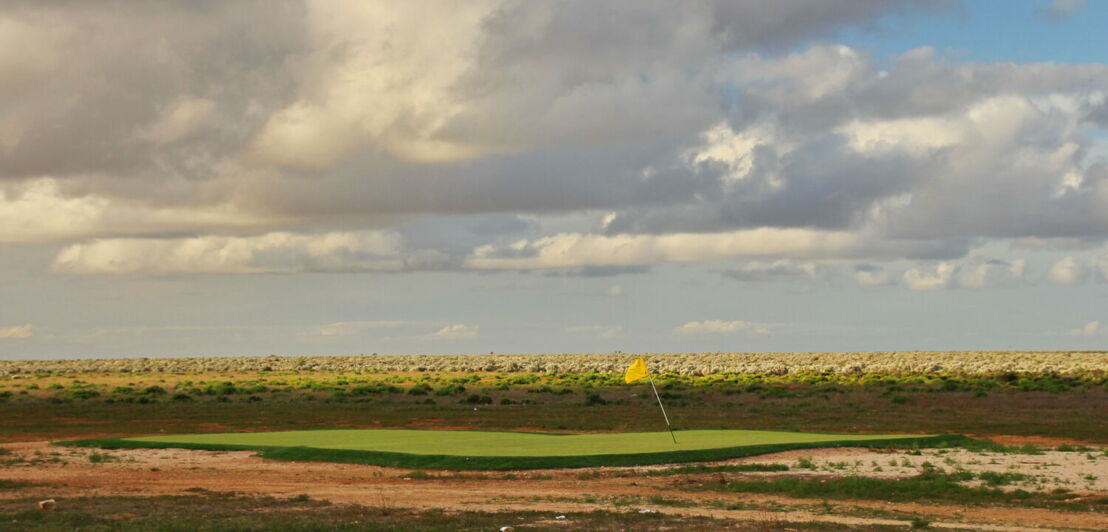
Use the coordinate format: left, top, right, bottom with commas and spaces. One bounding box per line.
2, 441, 1105, 531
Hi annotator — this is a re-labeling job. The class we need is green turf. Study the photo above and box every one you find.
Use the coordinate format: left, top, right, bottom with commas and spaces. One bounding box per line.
126, 429, 919, 456
59, 429, 959, 470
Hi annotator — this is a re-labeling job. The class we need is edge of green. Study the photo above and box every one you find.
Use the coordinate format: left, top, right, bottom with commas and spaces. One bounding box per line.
55, 432, 970, 470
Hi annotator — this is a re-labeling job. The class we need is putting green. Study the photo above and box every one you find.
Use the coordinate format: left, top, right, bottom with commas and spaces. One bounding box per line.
127, 429, 924, 457
60, 429, 959, 469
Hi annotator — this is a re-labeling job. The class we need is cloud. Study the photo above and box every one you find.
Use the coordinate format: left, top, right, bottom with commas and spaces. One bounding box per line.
1069, 320, 1100, 337
0, 324, 32, 339
955, 258, 1025, 289
674, 320, 770, 335
318, 321, 414, 337
902, 262, 955, 291
853, 264, 892, 287
318, 320, 477, 340
1095, 254, 1108, 282
566, 325, 623, 339
428, 323, 479, 340
540, 265, 650, 278
0, 179, 268, 243
467, 228, 880, 270
5, 2, 1108, 285
51, 231, 434, 274
136, 97, 216, 144
722, 260, 821, 282
1046, 256, 1090, 285
1038, 0, 1086, 20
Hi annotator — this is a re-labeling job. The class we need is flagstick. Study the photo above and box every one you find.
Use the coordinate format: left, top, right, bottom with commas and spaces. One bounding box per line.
647, 374, 677, 444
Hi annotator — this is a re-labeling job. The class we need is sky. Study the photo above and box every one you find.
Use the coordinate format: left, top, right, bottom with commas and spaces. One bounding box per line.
2, 0, 1108, 359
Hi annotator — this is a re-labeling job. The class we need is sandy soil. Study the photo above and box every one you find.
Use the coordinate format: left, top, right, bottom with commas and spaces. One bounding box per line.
1, 441, 1106, 531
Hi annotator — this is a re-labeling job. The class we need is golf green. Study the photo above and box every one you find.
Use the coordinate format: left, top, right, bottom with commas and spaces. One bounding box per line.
128, 429, 922, 457
59, 429, 955, 469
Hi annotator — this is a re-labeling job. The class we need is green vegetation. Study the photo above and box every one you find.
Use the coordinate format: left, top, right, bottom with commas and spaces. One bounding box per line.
59, 430, 957, 470
619, 462, 790, 477
0, 479, 33, 490
703, 472, 1106, 510
2, 368, 1106, 442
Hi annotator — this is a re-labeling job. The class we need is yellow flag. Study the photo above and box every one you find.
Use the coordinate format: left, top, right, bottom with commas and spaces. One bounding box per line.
624, 357, 649, 383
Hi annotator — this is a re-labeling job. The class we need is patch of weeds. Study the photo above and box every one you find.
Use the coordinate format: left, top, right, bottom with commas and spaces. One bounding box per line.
977, 471, 1030, 486
462, 394, 492, 405
434, 383, 466, 396
627, 463, 789, 477
704, 472, 1094, 510
401, 470, 434, 479
584, 392, 608, 406
87, 452, 119, 464
0, 479, 34, 489
406, 383, 433, 396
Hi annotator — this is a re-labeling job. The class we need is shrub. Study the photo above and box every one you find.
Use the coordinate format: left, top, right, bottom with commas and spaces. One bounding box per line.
203, 382, 239, 395
141, 386, 167, 396
171, 393, 193, 402
435, 384, 466, 396
88, 452, 117, 464
68, 389, 101, 400
584, 392, 608, 406
407, 383, 433, 396
463, 394, 492, 405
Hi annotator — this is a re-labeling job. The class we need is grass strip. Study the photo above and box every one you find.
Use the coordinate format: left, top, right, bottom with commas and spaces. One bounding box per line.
55, 433, 966, 470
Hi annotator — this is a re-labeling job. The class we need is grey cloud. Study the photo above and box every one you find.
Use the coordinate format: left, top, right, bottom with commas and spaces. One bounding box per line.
10, 1, 1108, 275
541, 265, 650, 278
722, 260, 822, 282
0, 1, 305, 182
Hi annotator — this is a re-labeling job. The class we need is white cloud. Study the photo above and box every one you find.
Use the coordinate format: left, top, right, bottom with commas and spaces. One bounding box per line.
247, 2, 495, 168
319, 320, 413, 337
428, 323, 479, 340
723, 260, 821, 283
0, 179, 268, 243
1046, 256, 1089, 285
467, 228, 862, 270
566, 325, 623, 339
52, 231, 419, 274
1069, 320, 1100, 337
956, 259, 1025, 289
674, 320, 769, 335
0, 324, 32, 339
902, 262, 955, 291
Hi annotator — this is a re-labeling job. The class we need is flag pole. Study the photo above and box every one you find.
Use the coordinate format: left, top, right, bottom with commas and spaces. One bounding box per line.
647, 374, 677, 444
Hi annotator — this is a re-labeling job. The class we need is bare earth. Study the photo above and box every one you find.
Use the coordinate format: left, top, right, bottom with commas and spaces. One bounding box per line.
2, 440, 1106, 531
